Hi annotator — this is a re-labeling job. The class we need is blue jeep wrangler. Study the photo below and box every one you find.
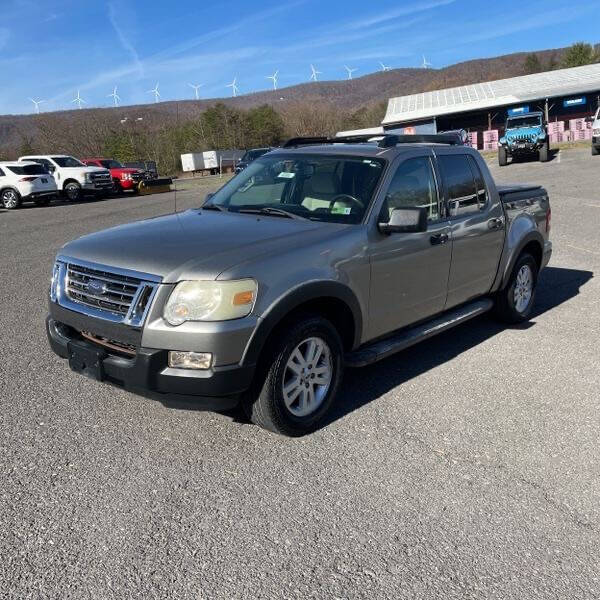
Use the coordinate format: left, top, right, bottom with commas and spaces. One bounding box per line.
498, 111, 549, 166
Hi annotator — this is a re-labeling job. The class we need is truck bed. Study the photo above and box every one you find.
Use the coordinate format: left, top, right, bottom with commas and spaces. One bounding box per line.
497, 184, 545, 204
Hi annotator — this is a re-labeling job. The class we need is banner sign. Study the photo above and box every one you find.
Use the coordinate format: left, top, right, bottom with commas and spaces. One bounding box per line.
507, 106, 529, 116
563, 97, 586, 108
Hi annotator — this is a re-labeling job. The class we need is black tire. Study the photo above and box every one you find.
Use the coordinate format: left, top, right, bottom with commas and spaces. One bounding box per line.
1, 188, 22, 209
498, 146, 508, 167
33, 196, 51, 207
243, 315, 344, 436
539, 142, 549, 162
494, 253, 538, 324
64, 181, 82, 202
113, 180, 123, 195
592, 145, 599, 156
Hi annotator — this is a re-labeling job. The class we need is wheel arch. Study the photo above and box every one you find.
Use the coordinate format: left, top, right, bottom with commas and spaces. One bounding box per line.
63, 178, 81, 189
241, 281, 363, 367
500, 231, 544, 289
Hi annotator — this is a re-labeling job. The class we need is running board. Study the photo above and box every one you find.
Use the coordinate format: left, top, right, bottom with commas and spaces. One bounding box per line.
345, 298, 494, 368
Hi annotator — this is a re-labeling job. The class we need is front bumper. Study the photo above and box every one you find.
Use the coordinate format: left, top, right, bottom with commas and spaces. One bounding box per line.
82, 182, 113, 193
46, 313, 254, 410
505, 141, 543, 154
23, 190, 57, 200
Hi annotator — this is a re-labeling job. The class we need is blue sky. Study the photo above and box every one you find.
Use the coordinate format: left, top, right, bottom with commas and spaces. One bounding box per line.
1, 0, 597, 115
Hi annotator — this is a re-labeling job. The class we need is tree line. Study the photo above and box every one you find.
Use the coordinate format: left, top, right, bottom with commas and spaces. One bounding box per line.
523, 42, 600, 75
10, 101, 386, 176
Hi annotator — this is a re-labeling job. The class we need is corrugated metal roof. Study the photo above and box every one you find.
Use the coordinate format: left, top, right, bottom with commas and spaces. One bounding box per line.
382, 63, 600, 125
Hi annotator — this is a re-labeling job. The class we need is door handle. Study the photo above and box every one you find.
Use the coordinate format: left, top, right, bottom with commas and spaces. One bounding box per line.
488, 217, 504, 229
430, 232, 449, 246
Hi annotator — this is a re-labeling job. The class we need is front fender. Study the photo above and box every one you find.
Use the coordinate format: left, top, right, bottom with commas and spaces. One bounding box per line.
240, 280, 363, 367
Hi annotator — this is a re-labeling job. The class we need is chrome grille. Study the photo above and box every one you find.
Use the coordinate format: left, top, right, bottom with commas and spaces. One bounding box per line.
56, 259, 160, 326
90, 171, 111, 182
67, 264, 141, 316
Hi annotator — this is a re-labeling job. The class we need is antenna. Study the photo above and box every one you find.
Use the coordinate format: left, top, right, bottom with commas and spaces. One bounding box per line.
108, 86, 121, 107
147, 82, 160, 103
266, 70, 279, 90
421, 55, 432, 69
344, 65, 358, 80
309, 64, 321, 82
379, 61, 391, 72
71, 90, 86, 109
28, 98, 45, 114
226, 77, 239, 97
188, 83, 203, 100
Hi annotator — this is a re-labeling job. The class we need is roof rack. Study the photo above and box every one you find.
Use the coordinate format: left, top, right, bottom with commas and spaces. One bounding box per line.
282, 131, 466, 149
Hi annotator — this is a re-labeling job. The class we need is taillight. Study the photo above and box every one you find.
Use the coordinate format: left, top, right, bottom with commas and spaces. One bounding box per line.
19, 176, 38, 182
545, 206, 551, 233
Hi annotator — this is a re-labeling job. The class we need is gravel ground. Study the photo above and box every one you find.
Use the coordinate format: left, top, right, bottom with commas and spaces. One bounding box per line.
1, 147, 599, 599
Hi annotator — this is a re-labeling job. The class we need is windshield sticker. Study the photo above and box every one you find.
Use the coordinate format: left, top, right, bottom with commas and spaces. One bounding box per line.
277, 172, 295, 179
331, 206, 352, 215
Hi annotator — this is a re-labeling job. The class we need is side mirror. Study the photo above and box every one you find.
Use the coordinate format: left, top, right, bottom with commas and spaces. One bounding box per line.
204, 192, 214, 204
379, 206, 427, 234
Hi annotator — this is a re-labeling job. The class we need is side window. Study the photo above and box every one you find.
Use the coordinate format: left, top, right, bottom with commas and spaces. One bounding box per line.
467, 156, 488, 208
0, 167, 5, 177
383, 156, 439, 222
438, 154, 479, 217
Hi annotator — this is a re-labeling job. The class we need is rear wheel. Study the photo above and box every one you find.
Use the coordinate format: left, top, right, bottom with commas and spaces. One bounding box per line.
243, 315, 344, 436
1, 188, 21, 209
498, 146, 508, 166
64, 182, 82, 202
539, 142, 549, 162
494, 253, 538, 323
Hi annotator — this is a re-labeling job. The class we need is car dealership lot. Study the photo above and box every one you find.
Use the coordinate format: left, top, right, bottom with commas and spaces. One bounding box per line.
1, 148, 599, 599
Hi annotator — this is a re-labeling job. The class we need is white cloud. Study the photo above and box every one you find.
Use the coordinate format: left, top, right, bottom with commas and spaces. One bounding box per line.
108, 2, 143, 78
0, 28, 9, 50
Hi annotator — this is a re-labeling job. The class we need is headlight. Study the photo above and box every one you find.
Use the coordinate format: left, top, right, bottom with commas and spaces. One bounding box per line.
121, 173, 132, 181
164, 279, 257, 325
84, 173, 92, 183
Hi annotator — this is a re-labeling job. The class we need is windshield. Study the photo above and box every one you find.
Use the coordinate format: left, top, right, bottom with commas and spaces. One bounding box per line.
53, 156, 85, 168
506, 116, 542, 129
7, 164, 48, 176
242, 149, 269, 162
208, 154, 385, 224
100, 159, 123, 169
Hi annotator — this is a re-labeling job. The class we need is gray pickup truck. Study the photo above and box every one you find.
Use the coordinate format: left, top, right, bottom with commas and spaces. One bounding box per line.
46, 133, 552, 436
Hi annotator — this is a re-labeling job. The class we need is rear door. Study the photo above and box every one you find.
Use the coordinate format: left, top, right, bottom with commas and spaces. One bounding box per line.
368, 151, 452, 339
437, 151, 505, 308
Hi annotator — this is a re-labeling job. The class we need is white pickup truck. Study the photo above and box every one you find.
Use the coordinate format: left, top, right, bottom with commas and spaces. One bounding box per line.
18, 155, 112, 201
591, 107, 600, 156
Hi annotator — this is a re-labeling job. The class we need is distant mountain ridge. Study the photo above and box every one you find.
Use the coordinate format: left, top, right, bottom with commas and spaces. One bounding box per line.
0, 46, 567, 154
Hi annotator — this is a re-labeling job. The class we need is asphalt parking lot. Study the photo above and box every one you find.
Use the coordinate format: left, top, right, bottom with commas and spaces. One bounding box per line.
1, 148, 599, 599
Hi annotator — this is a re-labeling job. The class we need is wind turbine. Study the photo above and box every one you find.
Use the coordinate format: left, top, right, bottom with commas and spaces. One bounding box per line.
147, 82, 160, 103
266, 70, 279, 90
188, 83, 203, 100
344, 65, 358, 80
421, 55, 432, 69
71, 90, 86, 109
309, 64, 321, 82
28, 98, 45, 114
379, 61, 391, 72
226, 77, 239, 97
108, 86, 121, 107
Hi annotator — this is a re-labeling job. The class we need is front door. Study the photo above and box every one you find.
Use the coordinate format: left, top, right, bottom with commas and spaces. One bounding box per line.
368, 153, 452, 340
436, 153, 505, 309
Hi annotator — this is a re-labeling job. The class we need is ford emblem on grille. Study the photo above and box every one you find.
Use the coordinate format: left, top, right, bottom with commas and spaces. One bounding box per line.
87, 279, 108, 295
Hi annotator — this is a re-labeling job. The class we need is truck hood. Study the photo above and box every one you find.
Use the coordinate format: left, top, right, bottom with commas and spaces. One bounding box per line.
59, 209, 335, 283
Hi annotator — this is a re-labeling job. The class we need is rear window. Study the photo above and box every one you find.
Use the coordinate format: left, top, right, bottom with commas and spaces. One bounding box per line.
7, 164, 48, 175
100, 160, 123, 169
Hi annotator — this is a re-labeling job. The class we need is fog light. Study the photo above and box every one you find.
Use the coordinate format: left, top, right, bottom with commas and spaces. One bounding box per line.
168, 351, 212, 370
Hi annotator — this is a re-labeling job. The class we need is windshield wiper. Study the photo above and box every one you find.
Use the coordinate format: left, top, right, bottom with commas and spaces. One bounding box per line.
202, 203, 228, 212
237, 207, 308, 220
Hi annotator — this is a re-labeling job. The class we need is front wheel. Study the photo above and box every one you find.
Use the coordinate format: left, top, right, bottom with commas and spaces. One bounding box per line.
592, 145, 599, 156
243, 315, 344, 436
64, 182, 82, 202
1, 189, 22, 209
494, 253, 538, 323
